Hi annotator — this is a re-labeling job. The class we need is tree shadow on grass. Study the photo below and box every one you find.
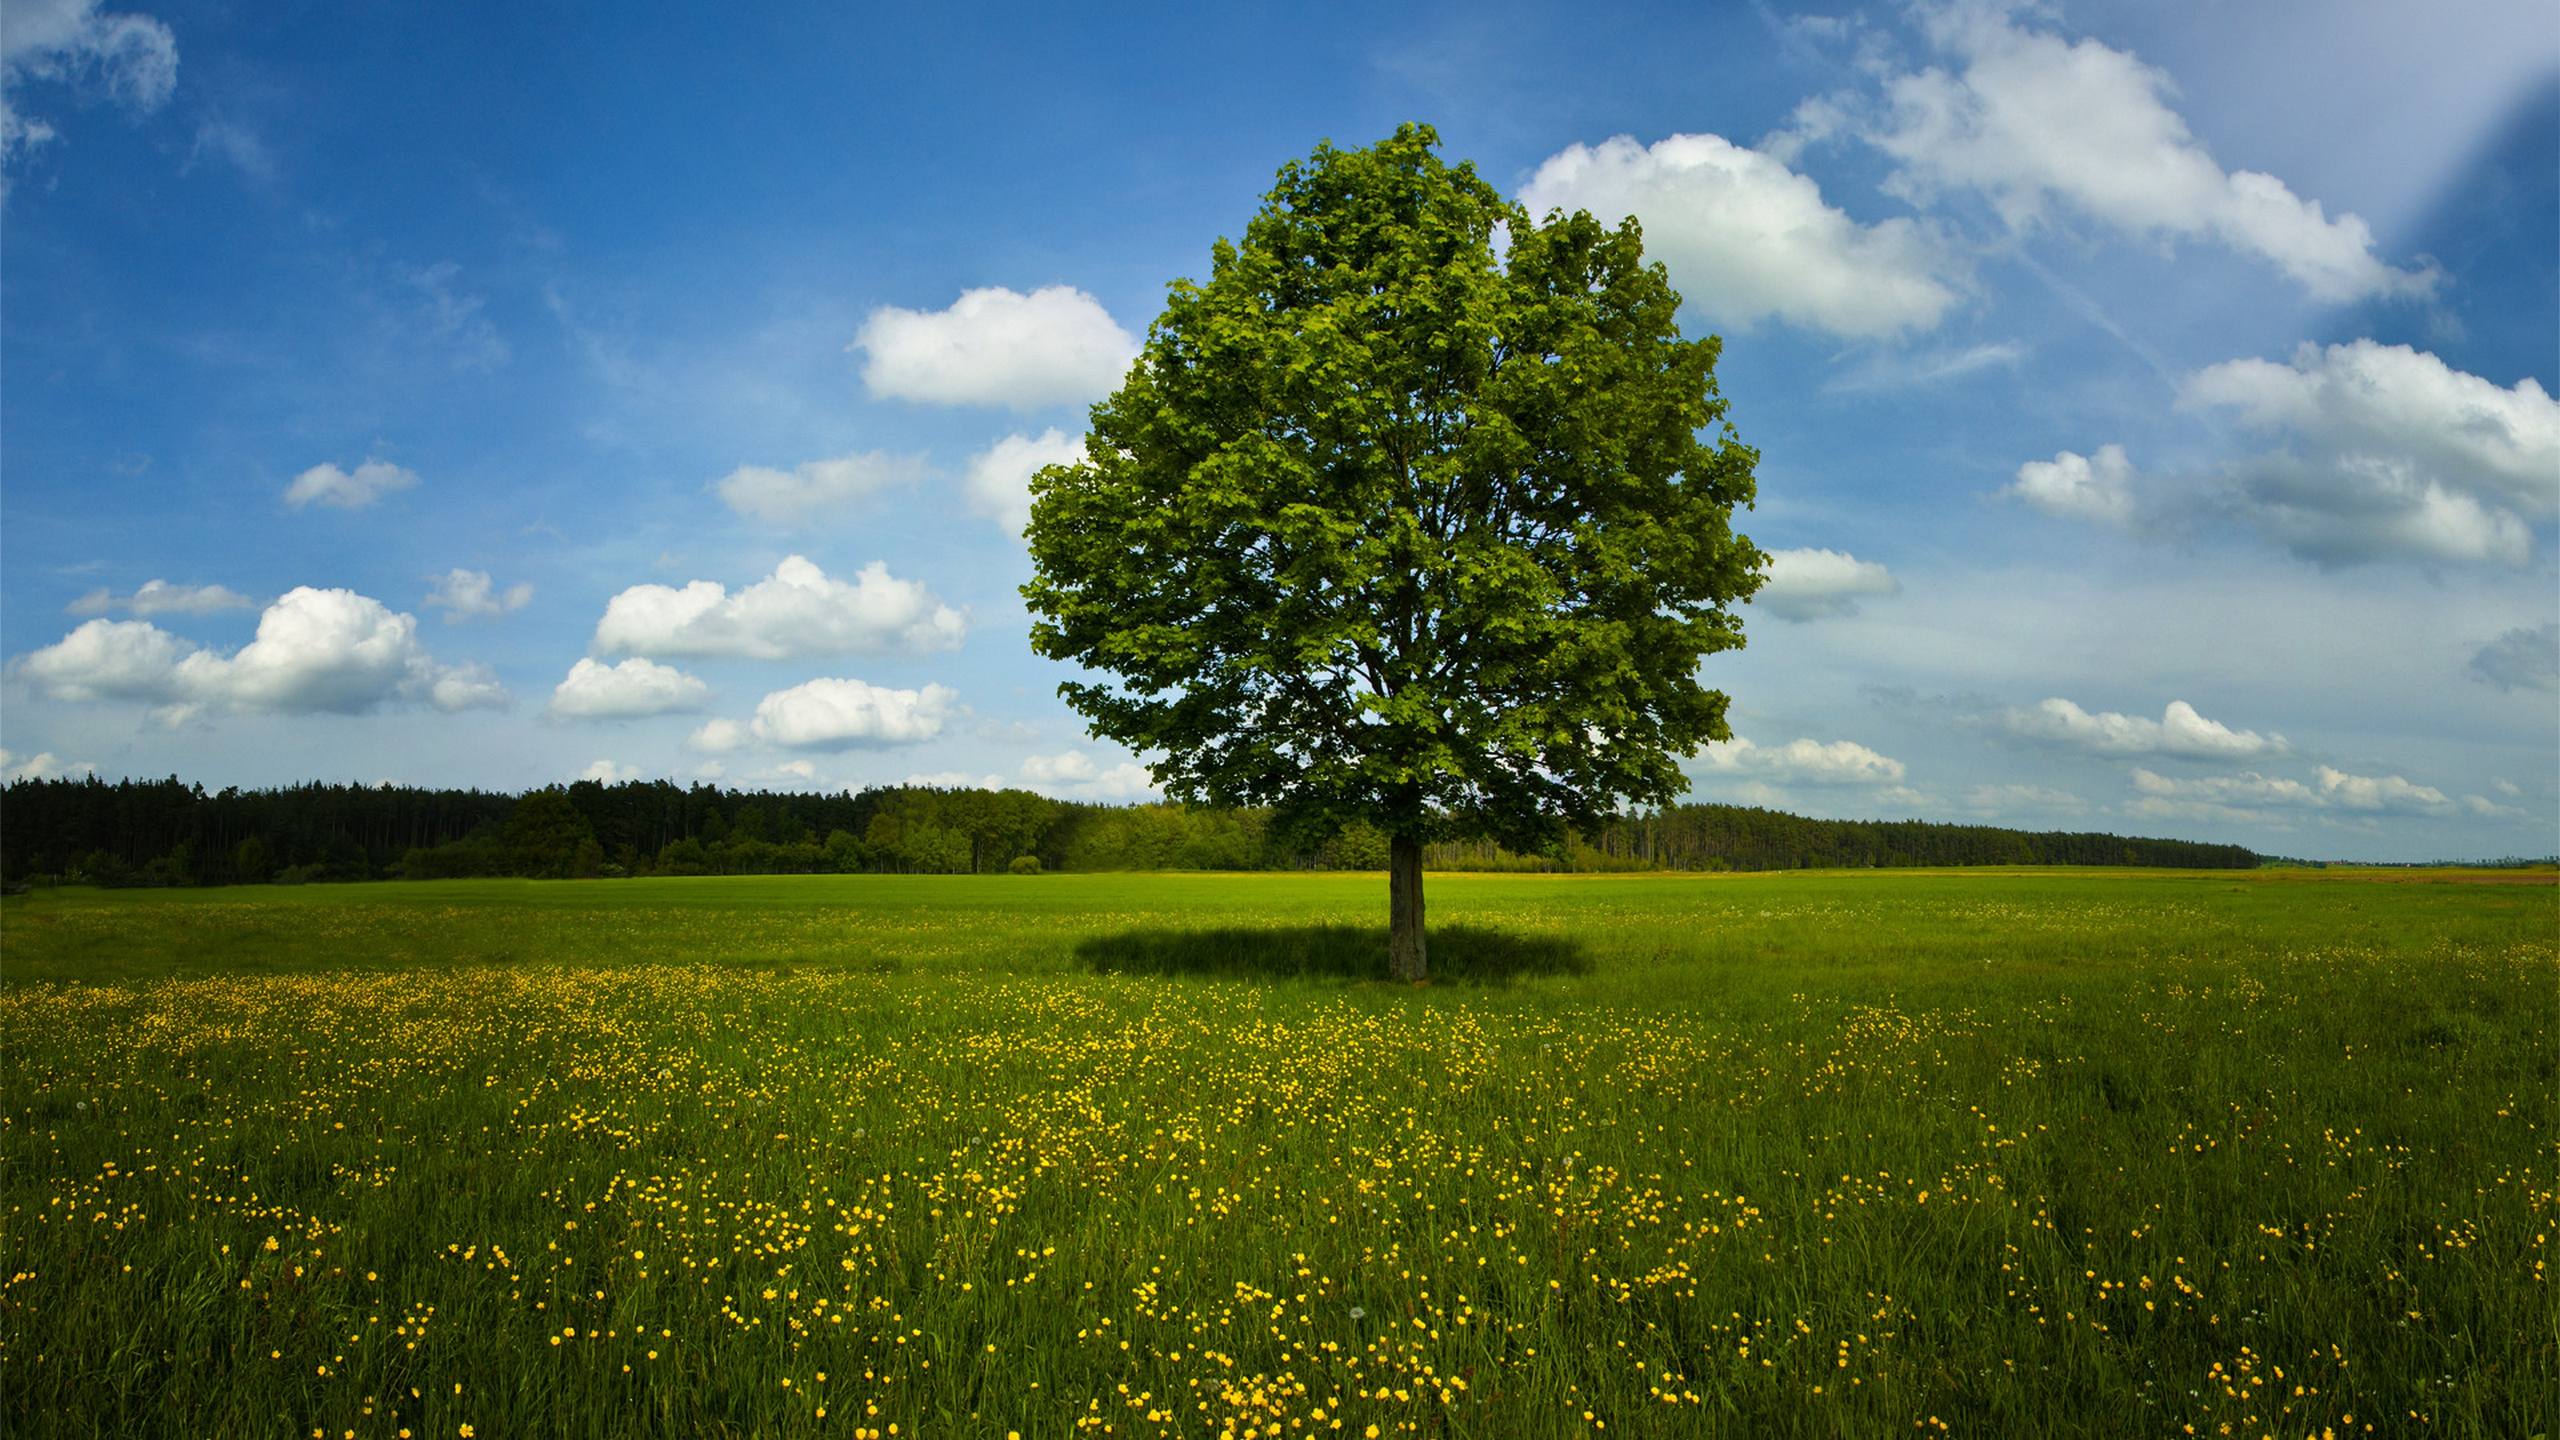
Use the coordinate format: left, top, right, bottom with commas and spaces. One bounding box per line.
1076, 924, 1588, 985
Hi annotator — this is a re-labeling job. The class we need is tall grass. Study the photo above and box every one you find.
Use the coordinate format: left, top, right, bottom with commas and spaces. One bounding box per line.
2, 869, 2552, 1437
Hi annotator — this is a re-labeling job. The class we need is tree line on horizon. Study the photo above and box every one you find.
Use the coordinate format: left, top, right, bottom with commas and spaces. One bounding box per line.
0, 774, 2259, 888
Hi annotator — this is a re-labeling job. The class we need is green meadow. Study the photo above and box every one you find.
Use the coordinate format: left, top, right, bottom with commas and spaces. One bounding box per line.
2, 869, 2552, 1438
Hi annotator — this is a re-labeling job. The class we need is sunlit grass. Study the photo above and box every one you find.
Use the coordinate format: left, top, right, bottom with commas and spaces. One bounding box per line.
2, 869, 2552, 1437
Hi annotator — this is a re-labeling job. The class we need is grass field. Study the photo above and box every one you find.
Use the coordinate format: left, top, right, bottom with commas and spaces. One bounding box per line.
2, 868, 2553, 1438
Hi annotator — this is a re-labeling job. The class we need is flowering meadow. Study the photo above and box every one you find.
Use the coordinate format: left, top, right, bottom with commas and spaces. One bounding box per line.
2, 869, 2552, 1438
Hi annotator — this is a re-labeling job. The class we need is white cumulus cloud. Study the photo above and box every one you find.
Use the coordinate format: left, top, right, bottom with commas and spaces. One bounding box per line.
1757, 547, 1901, 622
1019, 750, 1099, 784
749, 678, 956, 750
686, 717, 748, 753
2179, 341, 2559, 568
1697, 735, 1907, 785
853, 285, 1137, 408
1, 747, 97, 782
184, 590, 505, 717
68, 579, 254, 617
547, 657, 710, 720
1518, 132, 1961, 339
964, 429, 1085, 534
1020, 748, 1161, 801
12, 587, 508, 722
2130, 764, 2455, 821
579, 758, 640, 784
2128, 767, 2320, 822
1861, 6, 2433, 302
14, 617, 196, 703
715, 450, 924, 526
2314, 765, 2453, 815
594, 555, 964, 661
423, 569, 533, 621
427, 665, 507, 713
2008, 444, 2136, 527
2001, 698, 2282, 759
284, 458, 418, 510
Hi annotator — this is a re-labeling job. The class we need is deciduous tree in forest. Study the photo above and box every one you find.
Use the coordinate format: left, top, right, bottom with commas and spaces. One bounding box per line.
1024, 123, 1764, 980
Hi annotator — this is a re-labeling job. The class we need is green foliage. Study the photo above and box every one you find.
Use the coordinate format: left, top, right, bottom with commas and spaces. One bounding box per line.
654, 837, 712, 877
72, 849, 136, 888
1430, 804, 2261, 872
1007, 854, 1044, 875
1053, 803, 1272, 871
503, 788, 598, 879
824, 828, 864, 871
2, 774, 2270, 886
1025, 123, 1762, 852
863, 809, 970, 874
1321, 819, 1391, 871
397, 835, 507, 880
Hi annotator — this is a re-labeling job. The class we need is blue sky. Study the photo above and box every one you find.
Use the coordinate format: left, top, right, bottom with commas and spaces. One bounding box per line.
4, 0, 2553, 861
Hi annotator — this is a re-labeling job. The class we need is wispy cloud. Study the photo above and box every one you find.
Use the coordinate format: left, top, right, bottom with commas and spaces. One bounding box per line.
1826, 341, 2023, 394
69, 579, 255, 617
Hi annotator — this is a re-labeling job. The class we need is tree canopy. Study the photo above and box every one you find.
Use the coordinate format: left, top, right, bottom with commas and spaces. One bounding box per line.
1023, 123, 1764, 977
1, 773, 2266, 891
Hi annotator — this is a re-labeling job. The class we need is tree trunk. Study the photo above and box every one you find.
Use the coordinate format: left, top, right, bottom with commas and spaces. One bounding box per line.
1388, 833, 1427, 982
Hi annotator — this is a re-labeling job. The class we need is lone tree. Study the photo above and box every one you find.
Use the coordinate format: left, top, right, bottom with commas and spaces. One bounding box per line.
1024, 123, 1762, 981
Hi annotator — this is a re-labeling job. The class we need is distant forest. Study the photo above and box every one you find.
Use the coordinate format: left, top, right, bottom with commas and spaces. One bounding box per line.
0, 775, 2258, 887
